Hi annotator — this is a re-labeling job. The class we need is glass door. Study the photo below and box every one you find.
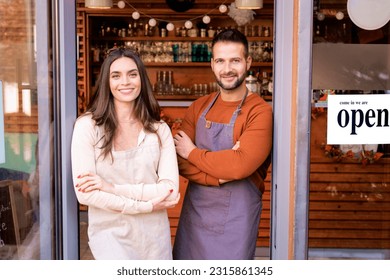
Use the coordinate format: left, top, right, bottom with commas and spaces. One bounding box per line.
309, 0, 390, 259
0, 0, 55, 259
0, 0, 78, 260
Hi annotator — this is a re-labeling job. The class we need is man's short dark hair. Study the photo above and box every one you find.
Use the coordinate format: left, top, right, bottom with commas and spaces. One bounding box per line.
211, 28, 249, 58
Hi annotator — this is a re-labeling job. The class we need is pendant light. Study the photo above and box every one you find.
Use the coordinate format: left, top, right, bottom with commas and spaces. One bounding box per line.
235, 0, 263, 10
85, 0, 113, 9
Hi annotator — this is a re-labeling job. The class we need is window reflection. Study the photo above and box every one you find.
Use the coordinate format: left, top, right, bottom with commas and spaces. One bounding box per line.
0, 1, 53, 260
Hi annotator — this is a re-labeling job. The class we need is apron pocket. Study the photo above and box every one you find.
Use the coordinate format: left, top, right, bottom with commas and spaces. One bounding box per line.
184, 184, 231, 234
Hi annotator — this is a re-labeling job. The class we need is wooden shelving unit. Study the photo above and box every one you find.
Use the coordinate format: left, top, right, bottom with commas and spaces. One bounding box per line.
76, 4, 274, 112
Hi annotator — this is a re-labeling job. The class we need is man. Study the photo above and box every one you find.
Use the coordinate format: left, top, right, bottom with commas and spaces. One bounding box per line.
172, 29, 273, 260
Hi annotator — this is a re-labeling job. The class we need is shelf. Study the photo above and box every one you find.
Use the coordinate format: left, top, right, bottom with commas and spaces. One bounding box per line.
78, 10, 274, 113
90, 62, 273, 67
148, 62, 272, 67
155, 94, 273, 103
90, 36, 273, 42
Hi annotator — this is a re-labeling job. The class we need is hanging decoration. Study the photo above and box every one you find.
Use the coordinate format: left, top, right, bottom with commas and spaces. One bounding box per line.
117, 0, 125, 9
202, 15, 211, 24
115, 0, 244, 31
347, 0, 390, 30
184, 20, 193, 29
166, 23, 175, 31
316, 9, 345, 21
148, 18, 157, 27
132, 11, 140, 20
227, 2, 256, 26
219, 4, 228, 13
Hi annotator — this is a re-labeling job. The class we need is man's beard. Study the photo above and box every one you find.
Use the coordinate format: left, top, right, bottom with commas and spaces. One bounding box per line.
215, 71, 246, 91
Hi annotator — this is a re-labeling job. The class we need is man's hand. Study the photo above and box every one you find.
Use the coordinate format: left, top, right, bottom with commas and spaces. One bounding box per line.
219, 141, 240, 185
232, 141, 240, 151
173, 130, 197, 159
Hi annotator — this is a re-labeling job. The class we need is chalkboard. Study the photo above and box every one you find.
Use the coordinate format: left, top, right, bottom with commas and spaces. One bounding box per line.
0, 180, 20, 251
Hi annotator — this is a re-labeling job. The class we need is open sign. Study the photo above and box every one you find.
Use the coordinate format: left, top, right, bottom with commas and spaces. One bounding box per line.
327, 94, 390, 144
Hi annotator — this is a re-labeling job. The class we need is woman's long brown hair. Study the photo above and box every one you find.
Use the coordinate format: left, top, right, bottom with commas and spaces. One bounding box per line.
85, 47, 161, 160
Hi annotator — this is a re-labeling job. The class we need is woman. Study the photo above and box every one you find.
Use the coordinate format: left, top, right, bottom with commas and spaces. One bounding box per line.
71, 47, 180, 260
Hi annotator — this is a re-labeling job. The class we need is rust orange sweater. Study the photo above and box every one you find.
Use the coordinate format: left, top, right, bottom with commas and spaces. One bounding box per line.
178, 92, 273, 193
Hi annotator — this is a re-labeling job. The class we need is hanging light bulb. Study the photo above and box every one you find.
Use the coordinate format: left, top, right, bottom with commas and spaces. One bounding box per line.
202, 15, 211, 24
132, 11, 140, 20
219, 4, 228, 13
117, 0, 125, 9
166, 23, 175, 31
317, 12, 325, 21
336, 11, 344, 20
148, 18, 157, 27
185, 20, 193, 29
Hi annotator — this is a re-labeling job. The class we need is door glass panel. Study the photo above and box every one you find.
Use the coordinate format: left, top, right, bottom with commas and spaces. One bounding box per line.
0, 1, 55, 259
76, 2, 275, 260
309, 0, 390, 259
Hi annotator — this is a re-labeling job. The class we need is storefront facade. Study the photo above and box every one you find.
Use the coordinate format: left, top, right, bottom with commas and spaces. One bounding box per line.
0, 0, 389, 260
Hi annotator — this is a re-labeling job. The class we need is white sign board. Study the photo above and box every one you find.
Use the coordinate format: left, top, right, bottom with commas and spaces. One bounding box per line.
327, 94, 390, 144
0, 81, 5, 164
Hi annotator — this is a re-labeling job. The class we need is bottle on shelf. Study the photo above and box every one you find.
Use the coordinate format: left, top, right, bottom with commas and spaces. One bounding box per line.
99, 25, 105, 37
99, 44, 107, 62
261, 42, 272, 62
260, 71, 270, 97
257, 25, 263, 37
315, 25, 320, 36
92, 44, 100, 63
246, 70, 260, 95
267, 72, 273, 96
264, 26, 270, 37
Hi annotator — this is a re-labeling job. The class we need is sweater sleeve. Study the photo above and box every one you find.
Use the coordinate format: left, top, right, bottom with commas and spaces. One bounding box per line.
176, 98, 220, 186
113, 122, 180, 201
71, 115, 153, 214
178, 155, 220, 186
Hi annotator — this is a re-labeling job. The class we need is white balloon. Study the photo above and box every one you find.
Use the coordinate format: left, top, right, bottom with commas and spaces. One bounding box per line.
149, 18, 157, 27
184, 20, 193, 29
219, 4, 227, 13
132, 11, 140, 20
202, 15, 211, 24
117, 1, 125, 9
166, 23, 175, 31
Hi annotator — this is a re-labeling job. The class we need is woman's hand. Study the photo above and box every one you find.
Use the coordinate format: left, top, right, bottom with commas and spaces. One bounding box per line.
151, 189, 180, 211
75, 172, 114, 193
